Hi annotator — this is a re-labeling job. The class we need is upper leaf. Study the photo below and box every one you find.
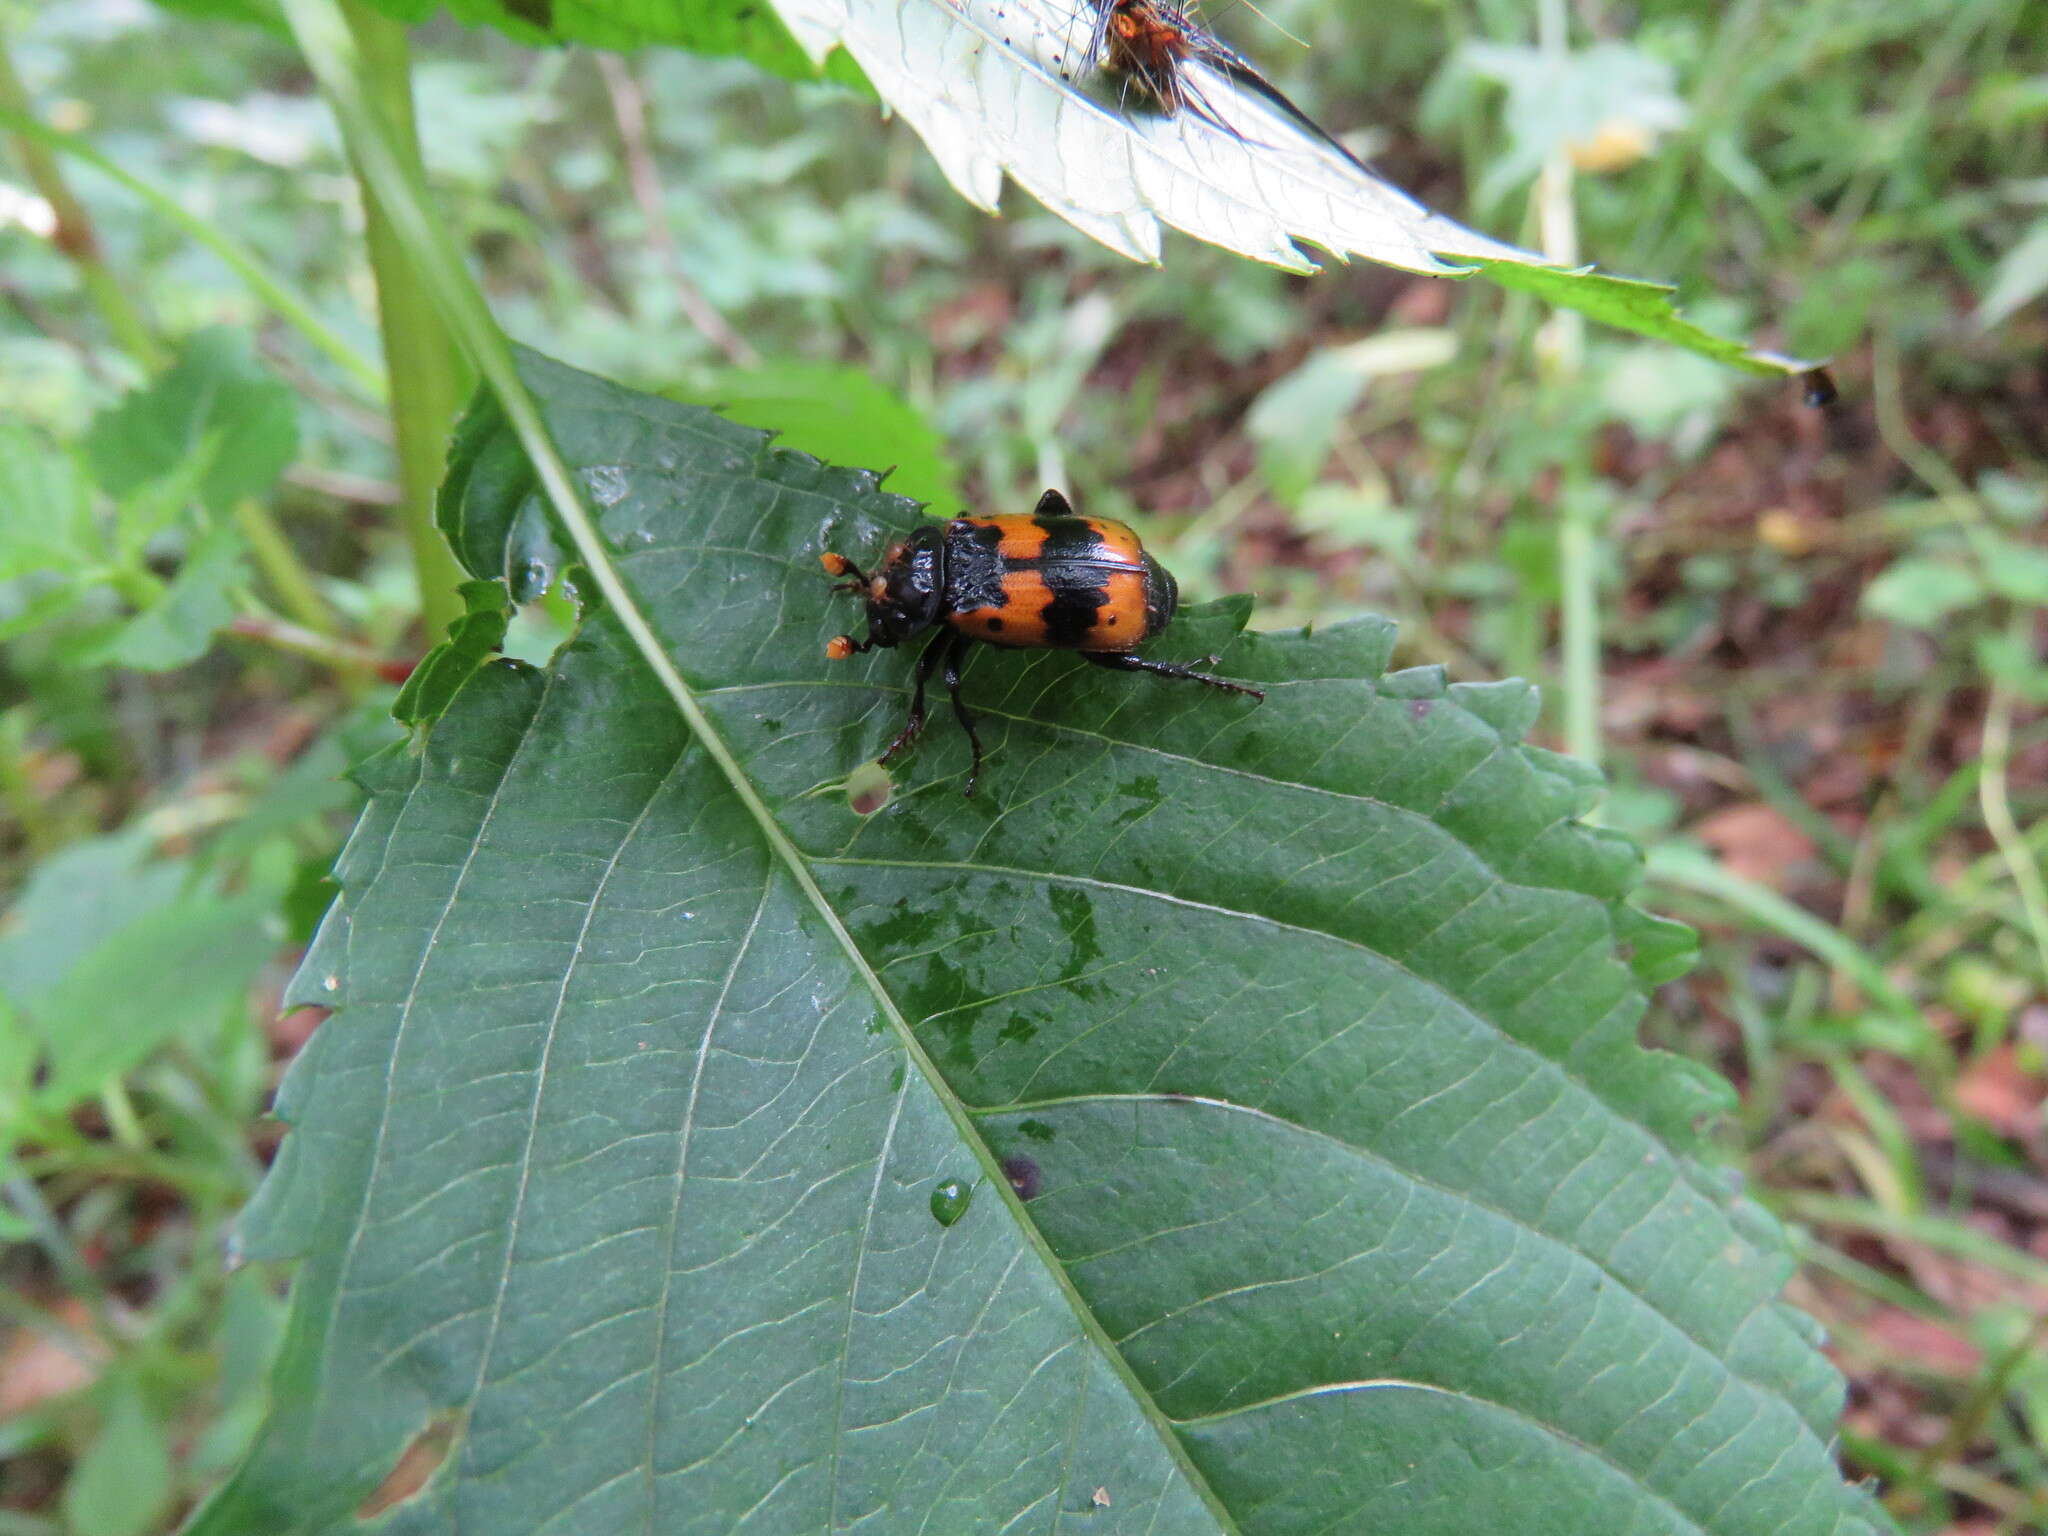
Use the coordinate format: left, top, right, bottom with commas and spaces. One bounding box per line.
667, 361, 964, 513
764, 0, 1811, 374
343, 0, 866, 84
775, 0, 1526, 275
191, 351, 1892, 1535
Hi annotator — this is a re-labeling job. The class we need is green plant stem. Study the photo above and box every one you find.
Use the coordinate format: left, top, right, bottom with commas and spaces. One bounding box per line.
98, 1080, 148, 1152
1977, 627, 2048, 985
1915, 1310, 2048, 1484
1531, 0, 1600, 770
1815, 1053, 1925, 1214
225, 612, 396, 680
1, 1176, 116, 1335
0, 107, 385, 400
1789, 1230, 1942, 1319
337, 0, 470, 637
234, 498, 340, 636
0, 35, 165, 370
1776, 1191, 2048, 1292
1558, 484, 1600, 764
1870, 336, 2048, 984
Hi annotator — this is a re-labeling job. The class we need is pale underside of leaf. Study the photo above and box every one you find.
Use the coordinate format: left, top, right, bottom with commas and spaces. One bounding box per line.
769, 0, 1533, 274
191, 352, 1895, 1536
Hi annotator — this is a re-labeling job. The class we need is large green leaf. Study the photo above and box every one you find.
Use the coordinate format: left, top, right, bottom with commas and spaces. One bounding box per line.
190, 351, 1891, 1535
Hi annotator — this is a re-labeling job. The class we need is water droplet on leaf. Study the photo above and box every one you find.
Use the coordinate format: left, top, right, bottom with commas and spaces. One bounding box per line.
929, 1178, 973, 1226
510, 558, 553, 605
584, 464, 630, 507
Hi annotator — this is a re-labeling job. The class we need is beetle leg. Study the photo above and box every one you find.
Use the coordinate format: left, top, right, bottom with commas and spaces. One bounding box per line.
879, 629, 951, 765
941, 633, 984, 796
1083, 651, 1265, 701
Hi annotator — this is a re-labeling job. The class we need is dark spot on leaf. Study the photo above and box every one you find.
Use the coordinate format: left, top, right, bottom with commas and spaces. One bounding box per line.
998, 1013, 1039, 1045
1048, 884, 1102, 972
1409, 698, 1433, 720
904, 951, 971, 1046
1017, 1118, 1056, 1143
1002, 1155, 1043, 1199
503, 0, 553, 26
856, 896, 928, 952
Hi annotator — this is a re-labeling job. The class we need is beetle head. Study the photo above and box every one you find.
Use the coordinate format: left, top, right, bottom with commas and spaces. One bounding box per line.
823, 524, 945, 656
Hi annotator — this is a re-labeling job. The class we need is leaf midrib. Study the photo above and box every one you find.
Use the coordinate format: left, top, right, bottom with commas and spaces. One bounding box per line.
451, 411, 1243, 1526
593, 631, 1238, 1529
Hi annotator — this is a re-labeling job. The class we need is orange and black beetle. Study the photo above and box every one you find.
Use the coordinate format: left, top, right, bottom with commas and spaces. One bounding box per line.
822, 489, 1262, 794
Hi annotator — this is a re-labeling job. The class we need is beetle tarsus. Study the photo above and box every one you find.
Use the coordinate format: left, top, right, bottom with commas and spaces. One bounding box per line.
1084, 650, 1265, 701
942, 634, 983, 795
879, 629, 952, 765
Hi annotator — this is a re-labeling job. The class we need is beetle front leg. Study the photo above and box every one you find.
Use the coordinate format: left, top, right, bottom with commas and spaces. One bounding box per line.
879, 629, 952, 766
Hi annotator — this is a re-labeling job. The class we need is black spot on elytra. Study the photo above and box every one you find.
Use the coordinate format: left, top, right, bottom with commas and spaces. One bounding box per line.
986, 616, 1005, 633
